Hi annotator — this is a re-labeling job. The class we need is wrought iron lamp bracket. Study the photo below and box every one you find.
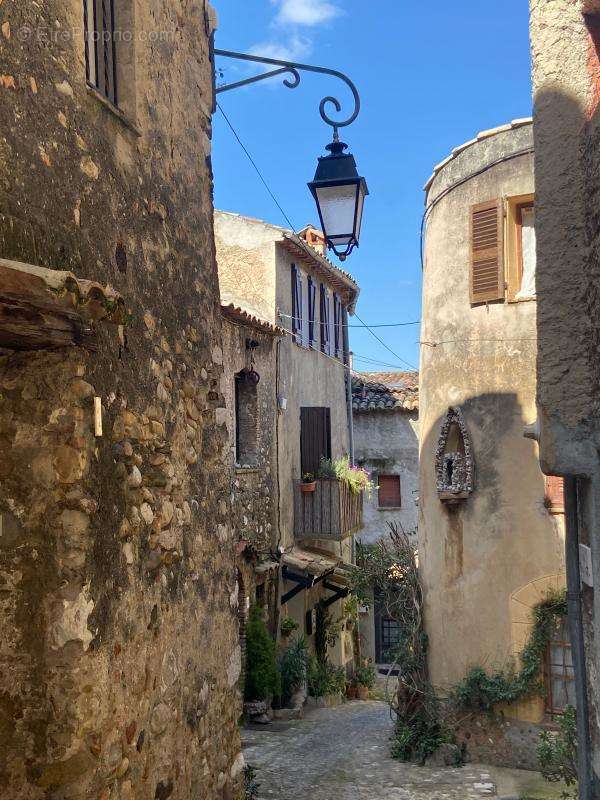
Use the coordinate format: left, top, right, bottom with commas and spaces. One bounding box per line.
214, 48, 360, 139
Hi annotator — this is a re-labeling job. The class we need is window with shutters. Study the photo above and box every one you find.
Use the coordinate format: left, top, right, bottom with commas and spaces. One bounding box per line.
83, 1, 137, 118
333, 293, 342, 359
291, 264, 303, 344
506, 195, 536, 301
470, 199, 505, 305
378, 475, 401, 508
300, 407, 331, 475
308, 276, 317, 348
235, 371, 258, 467
320, 284, 330, 355
544, 475, 565, 514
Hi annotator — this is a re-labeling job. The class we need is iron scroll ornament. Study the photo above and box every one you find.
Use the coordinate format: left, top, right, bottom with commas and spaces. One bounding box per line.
213, 49, 361, 139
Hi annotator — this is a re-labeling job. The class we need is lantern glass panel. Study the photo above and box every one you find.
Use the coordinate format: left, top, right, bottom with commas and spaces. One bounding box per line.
315, 183, 358, 244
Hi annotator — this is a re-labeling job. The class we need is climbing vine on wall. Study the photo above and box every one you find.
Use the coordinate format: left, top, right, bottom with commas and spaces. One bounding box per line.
449, 588, 568, 712
351, 523, 569, 765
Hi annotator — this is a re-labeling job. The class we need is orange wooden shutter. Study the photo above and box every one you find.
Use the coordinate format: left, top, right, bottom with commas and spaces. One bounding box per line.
545, 476, 565, 513
470, 199, 505, 304
378, 476, 401, 508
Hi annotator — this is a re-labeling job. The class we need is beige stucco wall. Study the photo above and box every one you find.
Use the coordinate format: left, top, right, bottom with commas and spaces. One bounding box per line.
214, 211, 356, 668
419, 123, 565, 717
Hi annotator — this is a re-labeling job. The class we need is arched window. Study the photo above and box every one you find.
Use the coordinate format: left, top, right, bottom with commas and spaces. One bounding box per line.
235, 370, 258, 467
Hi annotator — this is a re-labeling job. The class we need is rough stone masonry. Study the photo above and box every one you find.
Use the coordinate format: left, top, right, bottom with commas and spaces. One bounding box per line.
0, 2, 244, 799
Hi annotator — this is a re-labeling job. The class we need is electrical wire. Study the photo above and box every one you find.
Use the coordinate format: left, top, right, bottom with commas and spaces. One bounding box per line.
278, 312, 421, 329
217, 102, 297, 233
353, 311, 418, 370
218, 104, 419, 370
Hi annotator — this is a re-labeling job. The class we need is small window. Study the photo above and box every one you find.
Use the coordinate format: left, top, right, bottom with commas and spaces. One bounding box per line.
378, 475, 401, 508
333, 293, 342, 359
83, 0, 119, 106
320, 284, 330, 355
545, 617, 576, 719
545, 475, 565, 514
507, 195, 536, 301
308, 276, 317, 348
235, 371, 258, 467
291, 264, 303, 344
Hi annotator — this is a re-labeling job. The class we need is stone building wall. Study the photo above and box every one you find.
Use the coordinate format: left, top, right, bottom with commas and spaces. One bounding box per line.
419, 121, 566, 766
530, 0, 600, 785
0, 3, 244, 799
353, 409, 419, 543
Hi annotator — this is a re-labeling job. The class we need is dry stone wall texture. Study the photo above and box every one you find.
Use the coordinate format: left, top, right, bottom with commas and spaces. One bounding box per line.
0, 2, 243, 798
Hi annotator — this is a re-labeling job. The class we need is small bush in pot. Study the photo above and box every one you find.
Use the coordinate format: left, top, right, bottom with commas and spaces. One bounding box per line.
245, 605, 281, 702
354, 661, 376, 699
279, 635, 308, 705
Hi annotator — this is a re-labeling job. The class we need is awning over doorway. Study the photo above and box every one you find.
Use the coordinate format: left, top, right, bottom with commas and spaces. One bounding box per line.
280, 546, 353, 605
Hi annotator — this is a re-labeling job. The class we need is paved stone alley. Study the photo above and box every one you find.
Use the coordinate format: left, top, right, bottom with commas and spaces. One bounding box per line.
242, 701, 565, 800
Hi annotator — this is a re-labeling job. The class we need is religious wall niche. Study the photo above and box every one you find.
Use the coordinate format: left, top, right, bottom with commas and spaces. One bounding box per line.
435, 406, 474, 504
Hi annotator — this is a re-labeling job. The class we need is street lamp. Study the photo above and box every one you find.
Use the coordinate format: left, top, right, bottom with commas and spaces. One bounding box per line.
309, 138, 368, 261
214, 49, 367, 261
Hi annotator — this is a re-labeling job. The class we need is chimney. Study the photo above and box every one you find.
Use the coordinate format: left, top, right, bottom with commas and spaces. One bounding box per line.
299, 225, 327, 256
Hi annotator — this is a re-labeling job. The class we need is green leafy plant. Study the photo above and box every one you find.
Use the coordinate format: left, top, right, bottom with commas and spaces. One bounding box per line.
279, 635, 308, 704
302, 472, 315, 483
280, 616, 299, 637
354, 661, 376, 689
392, 710, 453, 766
537, 706, 578, 798
244, 765, 260, 800
317, 456, 373, 496
307, 655, 346, 697
314, 600, 342, 664
449, 589, 568, 712
244, 605, 281, 702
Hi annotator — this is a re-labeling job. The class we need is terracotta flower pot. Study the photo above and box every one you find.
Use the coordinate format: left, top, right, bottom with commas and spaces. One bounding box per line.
346, 685, 358, 700
357, 685, 369, 701
300, 482, 316, 493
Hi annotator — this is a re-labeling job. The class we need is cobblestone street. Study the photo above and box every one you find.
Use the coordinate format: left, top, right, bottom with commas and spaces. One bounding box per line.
242, 701, 563, 800
243, 701, 491, 799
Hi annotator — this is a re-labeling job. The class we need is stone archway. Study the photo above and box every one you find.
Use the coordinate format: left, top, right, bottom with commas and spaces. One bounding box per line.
507, 572, 566, 722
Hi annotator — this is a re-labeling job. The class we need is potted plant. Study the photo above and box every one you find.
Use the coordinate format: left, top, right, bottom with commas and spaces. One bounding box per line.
346, 677, 358, 700
300, 472, 316, 493
354, 662, 376, 701
280, 616, 299, 638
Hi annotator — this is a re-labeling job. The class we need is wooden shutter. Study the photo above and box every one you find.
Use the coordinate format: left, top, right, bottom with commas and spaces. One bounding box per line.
378, 475, 401, 508
320, 285, 330, 354
300, 407, 332, 475
308, 276, 316, 347
470, 199, 505, 304
291, 264, 303, 343
545, 476, 565, 513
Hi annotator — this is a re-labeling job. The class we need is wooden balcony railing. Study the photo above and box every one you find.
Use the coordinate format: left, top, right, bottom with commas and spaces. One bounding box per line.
293, 479, 363, 542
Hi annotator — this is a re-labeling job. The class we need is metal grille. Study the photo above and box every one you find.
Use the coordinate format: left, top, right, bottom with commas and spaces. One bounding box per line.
545, 618, 576, 719
83, 0, 118, 106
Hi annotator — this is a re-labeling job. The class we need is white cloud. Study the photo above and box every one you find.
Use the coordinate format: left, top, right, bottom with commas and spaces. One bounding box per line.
250, 33, 312, 63
272, 0, 342, 26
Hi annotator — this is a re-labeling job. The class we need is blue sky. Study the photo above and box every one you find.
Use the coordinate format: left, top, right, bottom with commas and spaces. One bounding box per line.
212, 0, 532, 372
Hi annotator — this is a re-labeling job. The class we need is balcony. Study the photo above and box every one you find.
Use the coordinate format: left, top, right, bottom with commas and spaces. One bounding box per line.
293, 478, 363, 542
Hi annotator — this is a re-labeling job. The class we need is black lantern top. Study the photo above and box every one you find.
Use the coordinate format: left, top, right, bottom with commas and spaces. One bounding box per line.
308, 139, 369, 261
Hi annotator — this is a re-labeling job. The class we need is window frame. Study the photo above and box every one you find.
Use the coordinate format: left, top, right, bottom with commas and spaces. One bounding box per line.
333, 292, 342, 359
506, 193, 536, 302
291, 264, 303, 345
307, 275, 317, 349
84, 0, 119, 107
320, 284, 330, 355
544, 617, 576, 720
377, 474, 402, 509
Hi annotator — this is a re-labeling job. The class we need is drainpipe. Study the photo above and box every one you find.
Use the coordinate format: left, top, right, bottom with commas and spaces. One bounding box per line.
564, 476, 592, 800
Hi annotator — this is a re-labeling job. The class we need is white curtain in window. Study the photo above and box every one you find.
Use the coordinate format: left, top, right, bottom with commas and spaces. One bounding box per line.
516, 206, 536, 299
